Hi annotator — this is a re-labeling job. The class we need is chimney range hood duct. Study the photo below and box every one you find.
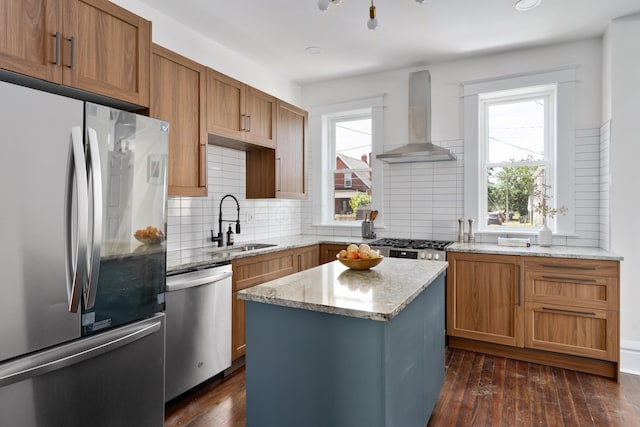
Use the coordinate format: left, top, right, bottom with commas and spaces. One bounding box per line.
377, 70, 456, 163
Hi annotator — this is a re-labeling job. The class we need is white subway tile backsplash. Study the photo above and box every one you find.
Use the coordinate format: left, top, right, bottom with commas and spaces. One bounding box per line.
169, 127, 608, 250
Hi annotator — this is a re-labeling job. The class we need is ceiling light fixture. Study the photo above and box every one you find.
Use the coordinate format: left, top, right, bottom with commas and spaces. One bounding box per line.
514, 0, 541, 11
318, 0, 426, 31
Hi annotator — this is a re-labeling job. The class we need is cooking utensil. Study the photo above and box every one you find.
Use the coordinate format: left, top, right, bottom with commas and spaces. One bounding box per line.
370, 210, 378, 221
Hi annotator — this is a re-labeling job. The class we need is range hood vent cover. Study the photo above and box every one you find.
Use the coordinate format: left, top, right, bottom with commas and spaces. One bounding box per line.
377, 70, 456, 163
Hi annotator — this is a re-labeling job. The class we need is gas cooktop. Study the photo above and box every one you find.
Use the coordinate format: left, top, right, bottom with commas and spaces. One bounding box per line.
369, 238, 454, 251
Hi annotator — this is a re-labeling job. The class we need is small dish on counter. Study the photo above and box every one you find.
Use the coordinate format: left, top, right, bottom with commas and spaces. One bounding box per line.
336, 254, 384, 270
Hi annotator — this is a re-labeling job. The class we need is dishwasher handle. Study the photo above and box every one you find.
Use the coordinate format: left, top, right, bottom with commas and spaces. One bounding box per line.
166, 271, 232, 292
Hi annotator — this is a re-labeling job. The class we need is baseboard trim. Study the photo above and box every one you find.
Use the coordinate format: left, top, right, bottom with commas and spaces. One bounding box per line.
621, 340, 640, 376
448, 336, 618, 381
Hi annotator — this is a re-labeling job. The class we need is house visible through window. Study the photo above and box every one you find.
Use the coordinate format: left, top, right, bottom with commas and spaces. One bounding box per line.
479, 85, 556, 230
331, 113, 372, 221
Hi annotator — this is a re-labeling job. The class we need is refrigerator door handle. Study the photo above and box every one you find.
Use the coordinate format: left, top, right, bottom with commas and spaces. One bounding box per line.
0, 318, 162, 388
84, 128, 103, 309
65, 126, 89, 313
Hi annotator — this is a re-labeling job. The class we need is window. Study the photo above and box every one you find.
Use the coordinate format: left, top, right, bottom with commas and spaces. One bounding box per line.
479, 85, 556, 230
331, 114, 372, 221
463, 67, 576, 235
310, 95, 384, 226
344, 172, 352, 188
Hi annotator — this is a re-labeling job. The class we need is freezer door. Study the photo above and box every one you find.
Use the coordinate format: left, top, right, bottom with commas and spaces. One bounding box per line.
82, 104, 169, 335
0, 314, 166, 427
0, 81, 83, 362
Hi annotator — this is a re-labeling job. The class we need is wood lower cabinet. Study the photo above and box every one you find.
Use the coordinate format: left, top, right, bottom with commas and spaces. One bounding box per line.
295, 245, 319, 272
523, 256, 619, 362
447, 252, 523, 347
447, 251, 620, 379
319, 244, 347, 265
0, 0, 151, 107
276, 100, 307, 199
231, 250, 296, 360
151, 44, 207, 197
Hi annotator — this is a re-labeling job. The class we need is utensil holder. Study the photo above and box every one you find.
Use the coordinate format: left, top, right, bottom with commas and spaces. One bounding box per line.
361, 221, 375, 239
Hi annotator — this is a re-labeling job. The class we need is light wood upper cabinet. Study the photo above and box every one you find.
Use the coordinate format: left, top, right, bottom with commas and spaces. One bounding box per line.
206, 68, 276, 149
151, 44, 207, 197
276, 100, 307, 199
0, 0, 62, 83
447, 252, 523, 348
0, 0, 151, 107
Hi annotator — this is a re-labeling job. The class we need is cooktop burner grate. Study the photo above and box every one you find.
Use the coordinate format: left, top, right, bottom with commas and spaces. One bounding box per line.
369, 238, 454, 251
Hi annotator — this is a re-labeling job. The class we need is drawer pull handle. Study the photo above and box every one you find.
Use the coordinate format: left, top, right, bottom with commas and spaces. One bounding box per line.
541, 276, 597, 283
541, 264, 596, 271
542, 307, 597, 317
517, 264, 522, 306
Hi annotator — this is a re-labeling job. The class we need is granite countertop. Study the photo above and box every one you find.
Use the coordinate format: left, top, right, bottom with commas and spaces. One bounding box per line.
448, 242, 623, 261
237, 258, 448, 322
167, 236, 371, 274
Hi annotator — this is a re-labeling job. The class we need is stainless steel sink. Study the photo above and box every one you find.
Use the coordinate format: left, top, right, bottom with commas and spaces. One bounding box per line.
235, 243, 277, 252
207, 243, 277, 257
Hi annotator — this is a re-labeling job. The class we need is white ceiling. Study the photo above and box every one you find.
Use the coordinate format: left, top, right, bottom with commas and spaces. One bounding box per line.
138, 0, 640, 85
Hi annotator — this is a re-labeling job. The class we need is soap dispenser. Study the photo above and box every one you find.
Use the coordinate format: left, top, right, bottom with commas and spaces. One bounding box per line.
226, 224, 234, 246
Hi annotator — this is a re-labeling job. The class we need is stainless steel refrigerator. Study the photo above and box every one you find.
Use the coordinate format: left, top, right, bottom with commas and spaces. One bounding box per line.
0, 80, 169, 427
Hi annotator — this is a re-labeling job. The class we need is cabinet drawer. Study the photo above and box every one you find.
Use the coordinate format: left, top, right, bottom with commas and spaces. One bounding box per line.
231, 250, 296, 292
524, 303, 618, 362
524, 271, 618, 310
523, 257, 618, 277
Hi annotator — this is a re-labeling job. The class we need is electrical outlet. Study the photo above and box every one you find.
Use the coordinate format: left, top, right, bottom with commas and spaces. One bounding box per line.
246, 213, 254, 223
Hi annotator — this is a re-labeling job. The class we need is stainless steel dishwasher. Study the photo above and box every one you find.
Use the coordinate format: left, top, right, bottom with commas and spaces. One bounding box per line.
165, 262, 232, 402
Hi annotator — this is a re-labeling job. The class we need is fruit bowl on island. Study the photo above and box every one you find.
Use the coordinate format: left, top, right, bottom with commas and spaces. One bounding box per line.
336, 243, 383, 270
336, 255, 383, 270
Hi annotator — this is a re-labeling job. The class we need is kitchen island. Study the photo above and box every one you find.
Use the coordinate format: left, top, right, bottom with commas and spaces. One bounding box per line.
238, 258, 448, 427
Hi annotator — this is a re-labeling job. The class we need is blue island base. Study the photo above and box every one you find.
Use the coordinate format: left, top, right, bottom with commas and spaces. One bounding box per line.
245, 274, 445, 427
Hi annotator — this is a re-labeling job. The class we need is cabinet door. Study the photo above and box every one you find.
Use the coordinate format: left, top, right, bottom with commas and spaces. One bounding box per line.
319, 244, 347, 265
231, 250, 296, 360
296, 245, 319, 272
151, 44, 207, 197
63, 0, 150, 106
245, 87, 276, 148
232, 291, 246, 361
0, 0, 62, 83
206, 68, 246, 141
525, 302, 617, 361
276, 100, 307, 199
447, 252, 523, 347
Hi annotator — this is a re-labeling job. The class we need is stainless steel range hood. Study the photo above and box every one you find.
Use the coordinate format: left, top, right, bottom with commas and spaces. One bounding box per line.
377, 70, 456, 163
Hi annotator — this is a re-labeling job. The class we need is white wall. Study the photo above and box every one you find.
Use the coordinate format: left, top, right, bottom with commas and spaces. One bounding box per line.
301, 39, 604, 244
109, 0, 301, 105
606, 13, 640, 375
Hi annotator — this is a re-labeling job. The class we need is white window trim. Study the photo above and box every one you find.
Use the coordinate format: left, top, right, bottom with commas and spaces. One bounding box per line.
310, 95, 385, 227
463, 67, 577, 236
478, 85, 556, 232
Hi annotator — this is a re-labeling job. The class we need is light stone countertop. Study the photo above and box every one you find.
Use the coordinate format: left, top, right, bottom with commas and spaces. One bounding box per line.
167, 235, 370, 274
448, 242, 623, 261
237, 258, 448, 322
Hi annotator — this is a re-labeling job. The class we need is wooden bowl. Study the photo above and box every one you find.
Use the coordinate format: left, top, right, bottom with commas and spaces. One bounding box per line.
336, 255, 384, 270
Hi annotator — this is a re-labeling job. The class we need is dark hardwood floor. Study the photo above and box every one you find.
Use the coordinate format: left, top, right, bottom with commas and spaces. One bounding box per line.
165, 349, 640, 427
